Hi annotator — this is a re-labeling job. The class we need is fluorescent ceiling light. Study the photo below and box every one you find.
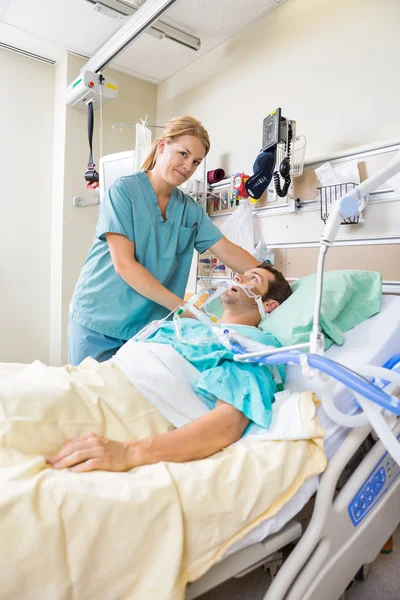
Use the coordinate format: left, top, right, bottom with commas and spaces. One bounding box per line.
92, 3, 130, 22
85, 0, 201, 51
83, 0, 181, 73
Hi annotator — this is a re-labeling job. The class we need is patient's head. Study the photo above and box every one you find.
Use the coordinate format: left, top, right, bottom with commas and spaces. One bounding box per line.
219, 262, 292, 327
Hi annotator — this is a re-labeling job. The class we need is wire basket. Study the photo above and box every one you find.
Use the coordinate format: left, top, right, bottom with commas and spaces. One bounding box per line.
277, 135, 306, 177
318, 182, 361, 224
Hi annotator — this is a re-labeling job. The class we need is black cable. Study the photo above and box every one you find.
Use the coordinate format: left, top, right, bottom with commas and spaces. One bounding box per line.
274, 123, 292, 197
87, 101, 95, 167
85, 99, 99, 184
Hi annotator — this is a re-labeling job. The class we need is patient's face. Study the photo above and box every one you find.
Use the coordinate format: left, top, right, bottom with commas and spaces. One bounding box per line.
221, 268, 273, 309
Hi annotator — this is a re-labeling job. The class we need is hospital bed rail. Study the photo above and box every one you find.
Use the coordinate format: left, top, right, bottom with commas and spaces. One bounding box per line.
266, 419, 400, 599
187, 420, 400, 600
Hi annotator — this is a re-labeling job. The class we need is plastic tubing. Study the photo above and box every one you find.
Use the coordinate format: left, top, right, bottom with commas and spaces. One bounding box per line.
172, 306, 213, 346
321, 378, 370, 428
173, 313, 183, 342
201, 281, 232, 312
383, 352, 400, 370
359, 395, 400, 466
134, 320, 161, 342
188, 305, 215, 328
370, 352, 400, 388
356, 363, 400, 466
230, 346, 400, 417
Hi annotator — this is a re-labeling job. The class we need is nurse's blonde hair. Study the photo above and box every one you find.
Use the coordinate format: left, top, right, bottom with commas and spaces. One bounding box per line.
141, 116, 210, 171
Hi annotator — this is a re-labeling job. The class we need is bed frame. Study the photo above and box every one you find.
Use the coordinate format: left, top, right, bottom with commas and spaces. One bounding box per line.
187, 419, 400, 600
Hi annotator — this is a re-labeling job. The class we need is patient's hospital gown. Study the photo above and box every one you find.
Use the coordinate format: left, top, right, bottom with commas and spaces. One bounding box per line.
145, 320, 284, 431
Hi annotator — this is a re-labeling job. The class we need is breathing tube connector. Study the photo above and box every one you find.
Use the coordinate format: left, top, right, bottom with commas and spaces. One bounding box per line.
172, 302, 219, 346
135, 279, 264, 347
188, 305, 218, 325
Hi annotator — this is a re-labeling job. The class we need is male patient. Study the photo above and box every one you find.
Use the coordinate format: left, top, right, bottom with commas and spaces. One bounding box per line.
45, 263, 291, 473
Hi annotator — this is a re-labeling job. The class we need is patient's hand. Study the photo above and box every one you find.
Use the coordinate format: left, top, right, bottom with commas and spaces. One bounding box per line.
47, 401, 250, 472
47, 433, 132, 473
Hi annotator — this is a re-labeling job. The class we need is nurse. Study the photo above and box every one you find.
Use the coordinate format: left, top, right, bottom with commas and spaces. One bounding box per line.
68, 116, 259, 365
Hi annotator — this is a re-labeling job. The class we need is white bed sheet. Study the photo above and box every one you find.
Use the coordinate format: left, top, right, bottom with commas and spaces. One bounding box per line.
224, 294, 400, 557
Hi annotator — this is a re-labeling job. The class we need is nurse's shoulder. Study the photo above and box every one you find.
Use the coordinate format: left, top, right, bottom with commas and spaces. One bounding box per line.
112, 171, 150, 198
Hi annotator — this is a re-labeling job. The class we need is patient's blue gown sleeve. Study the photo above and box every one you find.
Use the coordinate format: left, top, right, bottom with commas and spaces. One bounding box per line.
193, 362, 277, 430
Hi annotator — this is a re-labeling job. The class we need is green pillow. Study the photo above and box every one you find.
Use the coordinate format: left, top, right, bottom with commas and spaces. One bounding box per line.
259, 270, 382, 349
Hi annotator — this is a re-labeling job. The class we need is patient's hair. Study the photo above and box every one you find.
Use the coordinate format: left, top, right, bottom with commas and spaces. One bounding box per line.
258, 262, 292, 305
141, 116, 210, 171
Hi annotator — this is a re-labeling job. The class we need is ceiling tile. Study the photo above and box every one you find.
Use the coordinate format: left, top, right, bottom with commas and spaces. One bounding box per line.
1, 0, 285, 83
1, 0, 120, 56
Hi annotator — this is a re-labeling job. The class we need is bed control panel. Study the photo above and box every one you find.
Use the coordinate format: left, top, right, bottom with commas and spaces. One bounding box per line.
348, 435, 400, 526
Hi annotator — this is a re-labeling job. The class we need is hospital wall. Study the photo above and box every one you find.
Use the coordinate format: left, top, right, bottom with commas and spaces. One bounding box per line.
156, 0, 400, 291
0, 49, 54, 363
0, 50, 157, 364
51, 54, 158, 365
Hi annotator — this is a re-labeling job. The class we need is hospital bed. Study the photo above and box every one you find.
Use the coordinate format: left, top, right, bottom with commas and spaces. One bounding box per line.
186, 293, 400, 600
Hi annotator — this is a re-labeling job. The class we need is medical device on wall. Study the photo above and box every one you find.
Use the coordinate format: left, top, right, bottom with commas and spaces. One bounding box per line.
66, 0, 187, 198
246, 108, 306, 200
99, 150, 136, 201
66, 0, 186, 107
67, 71, 118, 190
66, 71, 118, 110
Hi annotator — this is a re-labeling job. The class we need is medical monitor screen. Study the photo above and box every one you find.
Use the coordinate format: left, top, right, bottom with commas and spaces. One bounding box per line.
99, 151, 135, 201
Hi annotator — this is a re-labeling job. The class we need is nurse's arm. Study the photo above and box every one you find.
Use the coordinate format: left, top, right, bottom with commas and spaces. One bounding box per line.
48, 401, 250, 472
209, 237, 259, 273
106, 233, 184, 311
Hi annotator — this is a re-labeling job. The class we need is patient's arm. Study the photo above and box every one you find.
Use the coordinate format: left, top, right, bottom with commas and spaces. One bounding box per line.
131, 400, 250, 466
48, 401, 250, 473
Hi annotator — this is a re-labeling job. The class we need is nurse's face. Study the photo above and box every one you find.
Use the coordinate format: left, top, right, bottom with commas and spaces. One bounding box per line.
156, 135, 206, 187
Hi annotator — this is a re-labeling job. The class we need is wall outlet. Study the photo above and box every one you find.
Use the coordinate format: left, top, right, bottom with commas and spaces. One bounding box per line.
264, 251, 276, 265
287, 196, 297, 212
267, 184, 277, 202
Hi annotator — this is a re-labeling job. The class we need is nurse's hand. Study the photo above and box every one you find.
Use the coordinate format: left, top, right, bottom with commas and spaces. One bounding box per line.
180, 310, 198, 319
47, 433, 133, 473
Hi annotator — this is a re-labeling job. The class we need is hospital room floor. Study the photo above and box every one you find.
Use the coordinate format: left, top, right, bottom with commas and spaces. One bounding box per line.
199, 526, 400, 600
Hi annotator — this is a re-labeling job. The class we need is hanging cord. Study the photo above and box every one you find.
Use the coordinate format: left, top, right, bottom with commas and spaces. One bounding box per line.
273, 122, 292, 197
99, 74, 104, 161
84, 79, 101, 188
87, 101, 95, 168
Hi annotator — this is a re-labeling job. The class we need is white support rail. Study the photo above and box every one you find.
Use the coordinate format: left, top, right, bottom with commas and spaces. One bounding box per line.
83, 0, 180, 74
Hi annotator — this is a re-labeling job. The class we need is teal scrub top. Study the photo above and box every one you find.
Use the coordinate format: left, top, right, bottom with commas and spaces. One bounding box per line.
146, 319, 285, 431
69, 172, 223, 340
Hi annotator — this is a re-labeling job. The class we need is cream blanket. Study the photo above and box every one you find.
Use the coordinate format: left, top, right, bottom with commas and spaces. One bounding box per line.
0, 358, 326, 600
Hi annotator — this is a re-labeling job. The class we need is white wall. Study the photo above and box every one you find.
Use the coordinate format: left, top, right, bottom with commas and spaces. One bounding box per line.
0, 49, 54, 363
3, 0, 399, 362
156, 0, 400, 284
52, 54, 158, 365
0, 49, 157, 365
157, 0, 400, 171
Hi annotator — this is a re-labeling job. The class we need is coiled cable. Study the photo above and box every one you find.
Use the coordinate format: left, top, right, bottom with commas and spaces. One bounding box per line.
274, 123, 292, 197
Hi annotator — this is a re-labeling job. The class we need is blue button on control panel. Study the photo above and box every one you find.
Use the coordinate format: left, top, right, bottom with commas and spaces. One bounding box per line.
348, 435, 400, 527
349, 468, 386, 525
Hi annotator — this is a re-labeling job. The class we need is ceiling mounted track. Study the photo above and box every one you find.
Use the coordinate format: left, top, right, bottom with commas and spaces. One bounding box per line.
84, 0, 200, 70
